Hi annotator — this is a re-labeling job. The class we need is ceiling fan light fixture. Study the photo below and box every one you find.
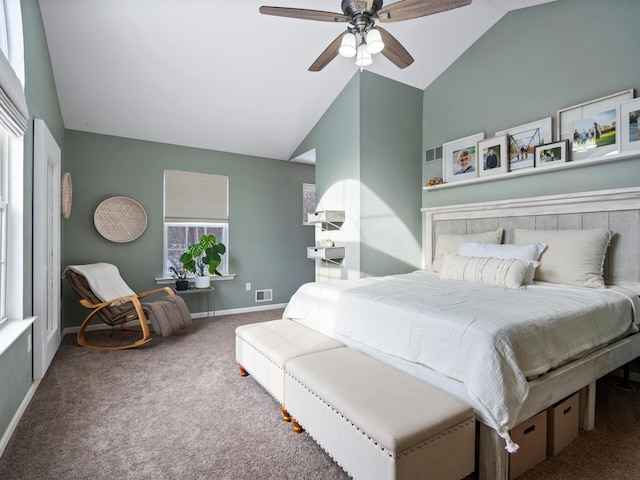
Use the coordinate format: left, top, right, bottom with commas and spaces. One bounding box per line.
338, 32, 357, 57
355, 43, 372, 67
365, 28, 384, 54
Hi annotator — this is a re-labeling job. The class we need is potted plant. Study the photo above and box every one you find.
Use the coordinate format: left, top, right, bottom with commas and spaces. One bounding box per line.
169, 266, 190, 291
179, 234, 226, 289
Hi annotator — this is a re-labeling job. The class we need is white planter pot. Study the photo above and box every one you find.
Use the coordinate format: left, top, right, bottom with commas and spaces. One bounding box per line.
195, 275, 211, 289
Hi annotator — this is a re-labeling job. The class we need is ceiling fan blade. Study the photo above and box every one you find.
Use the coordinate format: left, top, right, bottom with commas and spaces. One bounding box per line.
378, 0, 472, 23
309, 34, 344, 72
377, 27, 414, 69
259, 6, 347, 22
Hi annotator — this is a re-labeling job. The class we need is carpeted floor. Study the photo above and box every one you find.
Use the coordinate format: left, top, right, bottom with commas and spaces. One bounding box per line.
0, 309, 638, 479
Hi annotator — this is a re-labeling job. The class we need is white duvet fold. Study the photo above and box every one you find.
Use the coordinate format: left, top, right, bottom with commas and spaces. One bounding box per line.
284, 271, 639, 447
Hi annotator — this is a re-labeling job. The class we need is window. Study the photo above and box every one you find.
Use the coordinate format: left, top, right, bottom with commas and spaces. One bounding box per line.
165, 223, 228, 275
0, 130, 6, 325
163, 170, 229, 277
302, 183, 316, 225
0, 0, 28, 328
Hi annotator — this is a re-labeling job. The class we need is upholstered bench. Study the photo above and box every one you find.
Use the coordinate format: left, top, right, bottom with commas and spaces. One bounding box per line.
235, 319, 344, 420
284, 347, 476, 480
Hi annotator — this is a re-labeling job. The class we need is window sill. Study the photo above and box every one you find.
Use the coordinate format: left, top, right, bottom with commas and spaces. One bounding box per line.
155, 274, 236, 286
0, 317, 36, 357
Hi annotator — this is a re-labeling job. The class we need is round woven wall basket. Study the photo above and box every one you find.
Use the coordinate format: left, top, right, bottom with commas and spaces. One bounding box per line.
94, 196, 147, 243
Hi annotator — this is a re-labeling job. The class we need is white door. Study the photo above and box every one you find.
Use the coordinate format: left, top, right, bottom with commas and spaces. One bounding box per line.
33, 119, 62, 379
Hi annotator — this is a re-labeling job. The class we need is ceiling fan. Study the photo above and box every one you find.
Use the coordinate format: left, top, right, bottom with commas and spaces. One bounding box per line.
259, 0, 472, 71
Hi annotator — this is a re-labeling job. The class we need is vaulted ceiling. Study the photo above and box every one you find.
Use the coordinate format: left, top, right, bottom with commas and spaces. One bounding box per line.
38, 0, 555, 161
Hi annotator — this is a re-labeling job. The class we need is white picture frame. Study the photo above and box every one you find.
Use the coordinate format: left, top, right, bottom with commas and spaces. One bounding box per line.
477, 135, 508, 178
442, 132, 484, 183
496, 117, 553, 172
557, 89, 633, 161
534, 140, 570, 169
620, 97, 640, 153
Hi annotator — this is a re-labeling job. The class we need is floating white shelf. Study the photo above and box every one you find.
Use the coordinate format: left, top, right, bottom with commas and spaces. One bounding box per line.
307, 246, 345, 264
307, 210, 345, 227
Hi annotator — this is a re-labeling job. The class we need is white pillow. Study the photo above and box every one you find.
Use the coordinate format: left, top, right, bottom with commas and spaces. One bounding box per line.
458, 242, 546, 284
458, 242, 546, 261
513, 229, 612, 288
432, 229, 503, 272
439, 253, 528, 289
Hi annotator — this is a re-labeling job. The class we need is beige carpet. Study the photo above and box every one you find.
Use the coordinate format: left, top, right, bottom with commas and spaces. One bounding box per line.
0, 309, 638, 479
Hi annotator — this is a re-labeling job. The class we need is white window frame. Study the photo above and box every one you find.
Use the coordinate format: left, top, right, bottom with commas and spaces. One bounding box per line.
0, 0, 26, 328
0, 128, 8, 325
303, 183, 316, 225
164, 222, 229, 277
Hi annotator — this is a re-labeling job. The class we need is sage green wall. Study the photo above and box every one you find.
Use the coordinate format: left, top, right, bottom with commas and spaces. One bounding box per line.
0, 329, 32, 438
0, 0, 66, 447
360, 72, 422, 276
62, 131, 315, 328
423, 0, 640, 208
292, 74, 361, 279
292, 72, 423, 278
293, 75, 361, 202
23, 0, 66, 311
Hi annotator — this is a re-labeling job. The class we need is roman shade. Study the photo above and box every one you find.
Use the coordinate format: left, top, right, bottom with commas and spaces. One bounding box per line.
0, 48, 28, 137
164, 170, 228, 223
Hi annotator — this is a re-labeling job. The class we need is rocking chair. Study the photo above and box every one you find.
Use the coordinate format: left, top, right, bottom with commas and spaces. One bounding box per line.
64, 263, 183, 350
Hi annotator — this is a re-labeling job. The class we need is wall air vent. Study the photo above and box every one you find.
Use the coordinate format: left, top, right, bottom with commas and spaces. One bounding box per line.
255, 289, 273, 302
425, 145, 443, 164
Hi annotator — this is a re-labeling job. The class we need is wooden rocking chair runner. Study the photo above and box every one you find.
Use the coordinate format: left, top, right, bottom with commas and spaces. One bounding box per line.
64, 265, 177, 350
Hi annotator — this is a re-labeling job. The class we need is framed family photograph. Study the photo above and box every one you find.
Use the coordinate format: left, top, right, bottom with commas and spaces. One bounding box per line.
620, 97, 640, 153
477, 135, 508, 177
496, 117, 553, 172
557, 89, 634, 161
534, 140, 569, 169
442, 132, 484, 183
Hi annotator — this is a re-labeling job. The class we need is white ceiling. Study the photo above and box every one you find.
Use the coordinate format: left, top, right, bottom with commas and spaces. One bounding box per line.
37, 0, 554, 161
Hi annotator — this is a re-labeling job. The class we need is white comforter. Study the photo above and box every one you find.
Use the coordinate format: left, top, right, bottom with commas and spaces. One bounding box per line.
283, 271, 639, 450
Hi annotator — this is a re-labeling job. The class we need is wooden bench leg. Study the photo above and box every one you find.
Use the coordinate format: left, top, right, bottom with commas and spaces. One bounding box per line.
291, 417, 304, 434
280, 405, 291, 422
238, 364, 249, 377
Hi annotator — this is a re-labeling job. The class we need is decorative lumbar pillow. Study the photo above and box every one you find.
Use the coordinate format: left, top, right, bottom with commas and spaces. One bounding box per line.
513, 229, 613, 288
458, 242, 546, 285
431, 229, 503, 272
439, 253, 528, 289
458, 242, 546, 261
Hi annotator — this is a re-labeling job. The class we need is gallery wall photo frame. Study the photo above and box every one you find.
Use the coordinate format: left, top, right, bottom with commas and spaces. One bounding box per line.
442, 132, 484, 183
557, 89, 634, 161
620, 97, 640, 153
496, 117, 553, 172
477, 135, 508, 177
534, 140, 570, 169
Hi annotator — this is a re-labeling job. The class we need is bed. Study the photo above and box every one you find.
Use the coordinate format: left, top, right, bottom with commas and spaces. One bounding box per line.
283, 186, 640, 480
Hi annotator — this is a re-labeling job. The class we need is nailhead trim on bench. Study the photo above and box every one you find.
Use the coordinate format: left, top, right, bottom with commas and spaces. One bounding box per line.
286, 372, 476, 459
236, 335, 286, 370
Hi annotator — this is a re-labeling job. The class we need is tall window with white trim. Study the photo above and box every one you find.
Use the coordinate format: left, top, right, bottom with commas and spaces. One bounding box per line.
164, 170, 229, 276
0, 129, 7, 325
0, 0, 28, 327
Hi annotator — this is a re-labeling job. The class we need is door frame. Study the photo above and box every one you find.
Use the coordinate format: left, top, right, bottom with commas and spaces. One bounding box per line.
33, 119, 61, 380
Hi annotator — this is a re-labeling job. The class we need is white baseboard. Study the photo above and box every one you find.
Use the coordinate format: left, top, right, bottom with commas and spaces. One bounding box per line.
0, 379, 40, 458
62, 303, 287, 336
212, 303, 287, 317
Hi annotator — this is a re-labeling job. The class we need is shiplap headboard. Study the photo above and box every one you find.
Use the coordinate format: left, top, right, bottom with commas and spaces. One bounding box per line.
422, 187, 640, 285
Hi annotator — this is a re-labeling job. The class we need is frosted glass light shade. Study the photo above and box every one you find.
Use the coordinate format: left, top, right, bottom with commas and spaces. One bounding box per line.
338, 32, 357, 58
366, 29, 384, 54
356, 43, 372, 67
